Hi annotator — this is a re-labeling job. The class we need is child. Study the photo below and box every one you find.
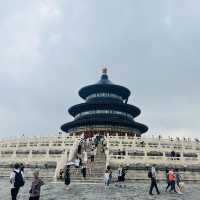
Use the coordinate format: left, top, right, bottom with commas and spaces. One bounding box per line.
29, 171, 44, 200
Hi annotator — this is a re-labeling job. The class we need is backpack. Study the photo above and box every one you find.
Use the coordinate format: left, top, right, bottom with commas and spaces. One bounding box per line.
148, 170, 152, 178
122, 169, 126, 177
14, 171, 25, 188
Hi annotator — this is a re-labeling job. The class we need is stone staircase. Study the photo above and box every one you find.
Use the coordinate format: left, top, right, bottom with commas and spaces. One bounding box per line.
70, 143, 106, 183
55, 139, 80, 179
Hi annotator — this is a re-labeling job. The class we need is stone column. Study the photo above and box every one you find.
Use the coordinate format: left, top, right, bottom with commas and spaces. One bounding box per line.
163, 152, 166, 164
12, 150, 17, 160
28, 150, 32, 162
116, 132, 119, 138
46, 149, 49, 162
107, 132, 109, 138
125, 150, 129, 165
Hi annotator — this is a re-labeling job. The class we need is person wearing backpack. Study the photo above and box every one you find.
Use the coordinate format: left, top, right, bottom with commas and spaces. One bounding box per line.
148, 168, 152, 179
148, 165, 160, 195
10, 163, 25, 200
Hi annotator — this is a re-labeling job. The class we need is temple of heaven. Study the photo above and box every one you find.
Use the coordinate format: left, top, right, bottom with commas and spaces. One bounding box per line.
61, 67, 148, 137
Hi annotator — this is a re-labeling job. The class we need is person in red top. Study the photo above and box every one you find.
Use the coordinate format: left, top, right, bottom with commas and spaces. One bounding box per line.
169, 172, 177, 193
165, 168, 173, 192
165, 169, 177, 193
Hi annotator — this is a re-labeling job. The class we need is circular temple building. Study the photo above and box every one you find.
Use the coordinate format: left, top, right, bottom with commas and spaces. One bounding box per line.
61, 68, 148, 137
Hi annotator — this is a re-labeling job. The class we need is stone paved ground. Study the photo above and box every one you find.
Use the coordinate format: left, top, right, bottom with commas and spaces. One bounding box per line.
1, 179, 200, 200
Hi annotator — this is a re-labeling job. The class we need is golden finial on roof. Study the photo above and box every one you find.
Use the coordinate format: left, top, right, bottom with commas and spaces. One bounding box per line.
102, 64, 108, 74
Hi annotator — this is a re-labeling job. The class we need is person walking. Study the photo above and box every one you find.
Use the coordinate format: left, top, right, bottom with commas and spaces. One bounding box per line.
104, 170, 110, 187
107, 166, 112, 184
148, 165, 160, 195
78, 144, 82, 155
87, 157, 92, 176
175, 169, 184, 194
175, 169, 181, 190
117, 165, 123, 187
74, 156, 80, 174
29, 171, 44, 200
64, 165, 71, 190
165, 168, 172, 192
90, 149, 95, 163
169, 169, 177, 193
121, 167, 126, 187
10, 163, 25, 200
81, 164, 87, 180
165, 168, 177, 193
59, 169, 64, 179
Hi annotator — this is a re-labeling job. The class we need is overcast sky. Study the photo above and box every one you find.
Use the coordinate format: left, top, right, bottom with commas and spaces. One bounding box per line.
0, 0, 200, 139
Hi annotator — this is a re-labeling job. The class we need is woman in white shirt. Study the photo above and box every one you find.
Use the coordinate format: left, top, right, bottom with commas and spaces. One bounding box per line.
104, 170, 110, 187
74, 156, 80, 174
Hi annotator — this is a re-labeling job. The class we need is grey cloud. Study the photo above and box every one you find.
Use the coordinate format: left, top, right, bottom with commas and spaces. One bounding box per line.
0, 0, 200, 138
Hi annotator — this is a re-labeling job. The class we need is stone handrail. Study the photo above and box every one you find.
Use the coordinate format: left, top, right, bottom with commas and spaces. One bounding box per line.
109, 154, 200, 166
54, 138, 80, 179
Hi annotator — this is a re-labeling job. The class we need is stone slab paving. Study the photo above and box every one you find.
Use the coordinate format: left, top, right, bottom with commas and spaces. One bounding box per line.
1, 179, 200, 200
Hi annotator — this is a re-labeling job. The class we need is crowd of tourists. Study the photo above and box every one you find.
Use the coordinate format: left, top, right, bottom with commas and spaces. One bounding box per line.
9, 161, 185, 199
62, 135, 107, 189
61, 135, 129, 190
9, 135, 185, 198
148, 165, 184, 195
104, 165, 127, 188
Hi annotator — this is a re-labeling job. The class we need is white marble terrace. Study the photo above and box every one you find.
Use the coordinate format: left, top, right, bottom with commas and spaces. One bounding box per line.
106, 134, 200, 167
0, 133, 200, 170
0, 134, 80, 164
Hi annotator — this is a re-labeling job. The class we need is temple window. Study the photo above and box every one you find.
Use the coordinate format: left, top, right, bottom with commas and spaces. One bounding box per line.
86, 93, 123, 101
75, 109, 134, 120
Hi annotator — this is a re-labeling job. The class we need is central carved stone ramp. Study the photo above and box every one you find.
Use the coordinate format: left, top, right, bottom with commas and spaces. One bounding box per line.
71, 143, 106, 183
